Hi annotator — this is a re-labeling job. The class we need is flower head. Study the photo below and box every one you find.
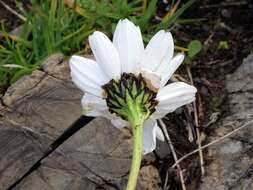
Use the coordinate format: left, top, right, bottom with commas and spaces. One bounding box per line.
69, 19, 197, 154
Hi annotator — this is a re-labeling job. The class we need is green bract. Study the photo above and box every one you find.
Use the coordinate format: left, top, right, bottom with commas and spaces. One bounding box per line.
103, 73, 158, 123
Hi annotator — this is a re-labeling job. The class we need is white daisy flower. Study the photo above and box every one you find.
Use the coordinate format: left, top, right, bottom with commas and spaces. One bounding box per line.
69, 19, 197, 155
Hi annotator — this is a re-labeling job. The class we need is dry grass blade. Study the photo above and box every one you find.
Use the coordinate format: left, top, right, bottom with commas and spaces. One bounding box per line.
172, 119, 253, 168
200, 1, 248, 9
186, 65, 205, 176
0, 0, 27, 21
158, 119, 187, 190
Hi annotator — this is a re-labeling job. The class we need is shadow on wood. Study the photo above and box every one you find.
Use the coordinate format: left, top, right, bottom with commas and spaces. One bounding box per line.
0, 54, 162, 190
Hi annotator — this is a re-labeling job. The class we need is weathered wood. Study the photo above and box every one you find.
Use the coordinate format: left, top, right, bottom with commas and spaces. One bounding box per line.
0, 118, 48, 190
0, 54, 162, 190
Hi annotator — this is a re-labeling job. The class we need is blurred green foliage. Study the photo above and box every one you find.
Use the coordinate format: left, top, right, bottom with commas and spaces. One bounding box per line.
187, 40, 202, 59
0, 0, 196, 87
218, 41, 229, 50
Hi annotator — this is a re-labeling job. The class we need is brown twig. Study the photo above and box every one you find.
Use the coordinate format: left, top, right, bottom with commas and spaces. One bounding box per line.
200, 1, 248, 9
172, 120, 253, 168
0, 0, 27, 22
158, 119, 187, 190
163, 169, 170, 190
171, 74, 189, 83
64, 0, 87, 17
204, 33, 214, 48
186, 66, 205, 176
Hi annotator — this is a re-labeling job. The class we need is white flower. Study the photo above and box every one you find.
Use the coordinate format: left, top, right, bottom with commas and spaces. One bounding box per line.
69, 19, 197, 154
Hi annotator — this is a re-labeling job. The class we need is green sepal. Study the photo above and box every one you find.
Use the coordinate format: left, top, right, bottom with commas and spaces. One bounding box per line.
103, 73, 158, 122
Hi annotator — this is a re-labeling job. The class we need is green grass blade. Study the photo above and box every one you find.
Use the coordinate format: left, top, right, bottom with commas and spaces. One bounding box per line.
157, 0, 196, 30
137, 0, 157, 30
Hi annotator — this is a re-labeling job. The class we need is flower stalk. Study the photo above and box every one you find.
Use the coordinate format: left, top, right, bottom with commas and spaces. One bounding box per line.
103, 73, 154, 190
126, 118, 144, 190
119, 75, 150, 190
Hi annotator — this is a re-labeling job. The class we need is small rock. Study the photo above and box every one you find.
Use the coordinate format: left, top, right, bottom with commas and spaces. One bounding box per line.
198, 54, 253, 190
139, 165, 162, 190
155, 139, 171, 159
221, 9, 232, 18
219, 140, 242, 154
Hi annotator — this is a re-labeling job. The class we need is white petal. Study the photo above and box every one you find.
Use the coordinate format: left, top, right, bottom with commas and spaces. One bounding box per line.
153, 82, 197, 118
156, 126, 165, 141
142, 119, 164, 154
89, 31, 121, 79
157, 82, 197, 101
81, 94, 108, 116
140, 68, 161, 90
161, 53, 185, 86
153, 96, 196, 119
69, 55, 107, 97
70, 55, 109, 85
140, 30, 174, 72
71, 74, 103, 97
81, 93, 128, 128
113, 19, 144, 74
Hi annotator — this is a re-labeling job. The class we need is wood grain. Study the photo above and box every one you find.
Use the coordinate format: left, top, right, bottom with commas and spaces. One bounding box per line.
0, 54, 162, 190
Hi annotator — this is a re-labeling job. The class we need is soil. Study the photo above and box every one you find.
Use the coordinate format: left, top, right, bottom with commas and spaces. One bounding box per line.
0, 0, 253, 189
0, 1, 19, 30
156, 0, 253, 189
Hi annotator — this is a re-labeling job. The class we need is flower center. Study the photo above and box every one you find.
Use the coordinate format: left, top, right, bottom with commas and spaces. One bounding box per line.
102, 73, 158, 122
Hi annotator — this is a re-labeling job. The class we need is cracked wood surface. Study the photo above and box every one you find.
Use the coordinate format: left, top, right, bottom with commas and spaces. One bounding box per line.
0, 54, 162, 190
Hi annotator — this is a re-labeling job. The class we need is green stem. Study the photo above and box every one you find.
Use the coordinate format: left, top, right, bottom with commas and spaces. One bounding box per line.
126, 121, 143, 190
